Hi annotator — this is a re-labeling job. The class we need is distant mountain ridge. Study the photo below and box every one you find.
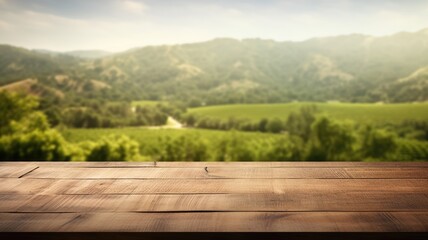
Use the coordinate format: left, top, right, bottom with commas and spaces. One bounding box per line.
1, 28, 428, 104
34, 49, 112, 59
64, 50, 112, 59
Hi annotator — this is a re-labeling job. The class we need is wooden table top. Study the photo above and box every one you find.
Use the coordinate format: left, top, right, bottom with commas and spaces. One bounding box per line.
0, 161, 427, 239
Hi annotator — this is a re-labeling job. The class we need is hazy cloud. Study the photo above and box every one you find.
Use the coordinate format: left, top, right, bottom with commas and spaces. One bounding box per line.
0, 0, 427, 51
0, 20, 10, 30
120, 0, 147, 14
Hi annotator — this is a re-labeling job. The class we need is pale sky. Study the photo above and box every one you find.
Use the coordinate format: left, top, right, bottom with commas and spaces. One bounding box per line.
1, 0, 428, 52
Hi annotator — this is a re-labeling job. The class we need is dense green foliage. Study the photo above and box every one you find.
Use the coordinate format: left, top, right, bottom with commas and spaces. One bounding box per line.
0, 90, 38, 134
60, 101, 168, 128
306, 117, 356, 161
0, 129, 73, 161
0, 92, 74, 161
85, 135, 140, 161
63, 122, 428, 162
0, 92, 141, 161
360, 127, 398, 159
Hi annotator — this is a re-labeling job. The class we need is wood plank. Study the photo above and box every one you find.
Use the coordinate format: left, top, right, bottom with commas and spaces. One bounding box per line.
1, 192, 427, 213
0, 162, 154, 168
1, 178, 427, 195
21, 167, 428, 179
0, 166, 38, 178
2, 162, 428, 168
0, 212, 427, 232
345, 168, 428, 178
156, 162, 428, 168
1, 162, 428, 235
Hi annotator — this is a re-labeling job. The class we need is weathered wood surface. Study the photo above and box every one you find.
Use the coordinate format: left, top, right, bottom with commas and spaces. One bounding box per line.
0, 161, 427, 237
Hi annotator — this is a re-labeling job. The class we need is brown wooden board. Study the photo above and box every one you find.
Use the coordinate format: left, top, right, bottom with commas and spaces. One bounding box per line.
3, 161, 428, 168
0, 212, 427, 232
156, 161, 428, 168
0, 162, 427, 236
1, 178, 427, 195
0, 193, 427, 213
20, 167, 428, 179
0, 166, 38, 178
0, 162, 154, 168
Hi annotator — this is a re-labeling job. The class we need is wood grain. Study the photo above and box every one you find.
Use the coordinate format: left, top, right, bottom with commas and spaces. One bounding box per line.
1, 193, 427, 212
0, 162, 153, 168
0, 162, 427, 234
0, 166, 38, 178
0, 212, 427, 232
1, 178, 427, 195
3, 161, 428, 168
155, 161, 428, 168
21, 167, 428, 179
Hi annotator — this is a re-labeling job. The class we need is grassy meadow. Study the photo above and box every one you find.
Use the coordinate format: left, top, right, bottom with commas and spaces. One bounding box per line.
189, 102, 428, 124
63, 128, 281, 144
62, 128, 283, 161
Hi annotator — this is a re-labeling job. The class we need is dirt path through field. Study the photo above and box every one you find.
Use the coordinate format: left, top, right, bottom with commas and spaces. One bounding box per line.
147, 116, 184, 129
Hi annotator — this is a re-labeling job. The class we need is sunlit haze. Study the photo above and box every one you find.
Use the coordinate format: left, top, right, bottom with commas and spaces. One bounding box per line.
1, 0, 428, 51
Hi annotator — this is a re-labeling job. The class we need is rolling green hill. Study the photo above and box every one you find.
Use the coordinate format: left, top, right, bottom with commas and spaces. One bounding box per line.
0, 45, 78, 85
1, 28, 428, 104
189, 102, 428, 124
81, 29, 428, 104
386, 66, 428, 102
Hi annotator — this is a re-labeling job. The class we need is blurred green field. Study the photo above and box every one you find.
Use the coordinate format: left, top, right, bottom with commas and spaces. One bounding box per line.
189, 102, 428, 123
62, 128, 281, 157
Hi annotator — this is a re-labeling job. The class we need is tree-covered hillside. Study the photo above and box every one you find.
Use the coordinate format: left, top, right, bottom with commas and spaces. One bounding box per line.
0, 45, 79, 86
1, 28, 428, 105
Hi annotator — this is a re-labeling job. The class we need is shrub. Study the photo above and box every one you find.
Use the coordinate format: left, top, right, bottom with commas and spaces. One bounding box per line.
266, 118, 284, 133
360, 127, 397, 159
286, 105, 318, 142
213, 133, 257, 161
266, 136, 304, 161
394, 139, 428, 161
306, 116, 356, 161
0, 130, 73, 161
0, 91, 38, 135
86, 135, 140, 161
158, 135, 210, 161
